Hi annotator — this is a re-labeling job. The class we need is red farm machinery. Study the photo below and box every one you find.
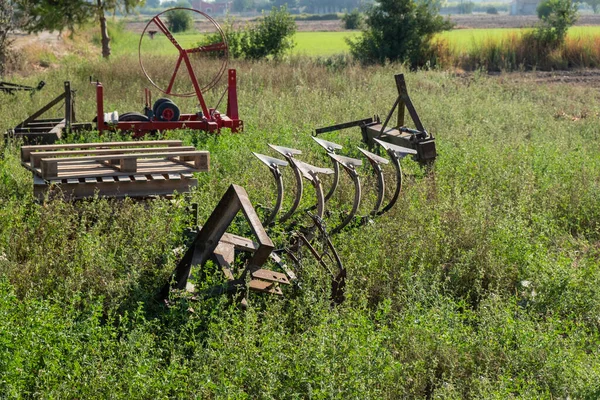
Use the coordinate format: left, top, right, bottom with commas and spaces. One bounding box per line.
92, 7, 242, 138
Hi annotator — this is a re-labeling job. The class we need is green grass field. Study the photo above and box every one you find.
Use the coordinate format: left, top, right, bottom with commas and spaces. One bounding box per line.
2, 55, 600, 397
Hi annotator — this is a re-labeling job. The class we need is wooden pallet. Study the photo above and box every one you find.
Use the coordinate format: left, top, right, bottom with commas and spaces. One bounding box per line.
22, 140, 209, 200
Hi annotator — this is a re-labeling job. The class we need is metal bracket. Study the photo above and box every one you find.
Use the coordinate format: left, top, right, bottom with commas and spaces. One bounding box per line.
160, 184, 294, 302
374, 138, 416, 215
357, 147, 389, 216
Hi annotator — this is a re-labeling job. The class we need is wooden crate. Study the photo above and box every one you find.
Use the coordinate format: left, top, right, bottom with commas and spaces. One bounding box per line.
22, 140, 210, 200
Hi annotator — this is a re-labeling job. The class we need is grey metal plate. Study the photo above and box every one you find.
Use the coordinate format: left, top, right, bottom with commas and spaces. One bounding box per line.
374, 138, 417, 157
312, 137, 343, 153
268, 144, 302, 157
253, 152, 289, 169
329, 153, 362, 169
357, 147, 390, 165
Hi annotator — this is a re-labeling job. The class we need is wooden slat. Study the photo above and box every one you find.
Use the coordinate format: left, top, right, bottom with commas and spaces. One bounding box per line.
100, 176, 115, 183
40, 151, 209, 179
133, 175, 147, 182
85, 177, 97, 184
33, 177, 198, 201
150, 174, 165, 181
21, 140, 184, 162
117, 176, 131, 182
30, 146, 196, 168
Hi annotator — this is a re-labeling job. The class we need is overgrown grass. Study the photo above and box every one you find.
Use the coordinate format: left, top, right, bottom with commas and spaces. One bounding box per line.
2, 56, 600, 397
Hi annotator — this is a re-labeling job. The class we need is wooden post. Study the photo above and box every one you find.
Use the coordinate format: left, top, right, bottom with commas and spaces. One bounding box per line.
120, 158, 137, 173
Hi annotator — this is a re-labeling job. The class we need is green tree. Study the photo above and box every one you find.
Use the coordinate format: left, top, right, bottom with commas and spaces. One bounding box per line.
16, 0, 143, 58
165, 8, 193, 32
535, 0, 578, 44
0, 0, 15, 76
146, 0, 161, 8
348, 0, 453, 67
244, 6, 296, 59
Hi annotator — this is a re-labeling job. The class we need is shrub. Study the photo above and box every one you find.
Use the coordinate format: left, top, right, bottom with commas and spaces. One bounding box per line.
486, 6, 499, 14
348, 0, 453, 67
198, 7, 296, 60
342, 9, 363, 30
535, 0, 578, 45
166, 9, 193, 33
0, 0, 15, 76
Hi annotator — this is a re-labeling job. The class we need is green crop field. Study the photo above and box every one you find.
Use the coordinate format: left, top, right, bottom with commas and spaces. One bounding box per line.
112, 26, 600, 59
438, 26, 600, 51
292, 31, 359, 55
112, 27, 359, 57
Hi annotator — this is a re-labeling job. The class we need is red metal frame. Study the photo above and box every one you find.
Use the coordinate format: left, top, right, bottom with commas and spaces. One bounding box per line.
94, 8, 242, 138
95, 70, 242, 137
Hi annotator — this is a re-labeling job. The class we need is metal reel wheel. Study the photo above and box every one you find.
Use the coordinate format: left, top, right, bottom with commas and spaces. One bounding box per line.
138, 7, 229, 98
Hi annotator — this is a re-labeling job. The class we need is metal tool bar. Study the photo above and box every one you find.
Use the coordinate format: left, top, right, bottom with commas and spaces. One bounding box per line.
314, 118, 374, 136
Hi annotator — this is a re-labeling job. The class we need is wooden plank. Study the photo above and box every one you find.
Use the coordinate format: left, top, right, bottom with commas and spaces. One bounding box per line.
39, 150, 208, 165
133, 175, 147, 182
120, 158, 137, 173
35, 161, 197, 180
100, 176, 115, 183
85, 177, 97, 184
167, 173, 181, 180
39, 151, 208, 179
29, 146, 196, 168
21, 140, 184, 162
67, 179, 79, 184
150, 174, 165, 181
117, 176, 131, 182
34, 177, 198, 201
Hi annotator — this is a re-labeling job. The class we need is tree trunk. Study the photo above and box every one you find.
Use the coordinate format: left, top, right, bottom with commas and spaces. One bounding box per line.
98, 0, 110, 58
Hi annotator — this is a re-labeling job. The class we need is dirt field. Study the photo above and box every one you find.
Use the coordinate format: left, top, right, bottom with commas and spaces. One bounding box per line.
449, 13, 600, 29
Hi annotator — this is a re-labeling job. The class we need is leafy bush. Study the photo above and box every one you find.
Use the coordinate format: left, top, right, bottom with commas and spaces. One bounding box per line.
166, 9, 193, 33
535, 0, 578, 45
348, 0, 453, 67
201, 7, 296, 60
342, 9, 363, 30
486, 6, 499, 14
243, 6, 296, 60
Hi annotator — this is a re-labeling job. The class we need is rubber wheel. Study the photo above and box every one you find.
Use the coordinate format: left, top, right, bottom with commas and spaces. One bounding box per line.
155, 101, 180, 122
152, 98, 174, 116
119, 112, 150, 122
